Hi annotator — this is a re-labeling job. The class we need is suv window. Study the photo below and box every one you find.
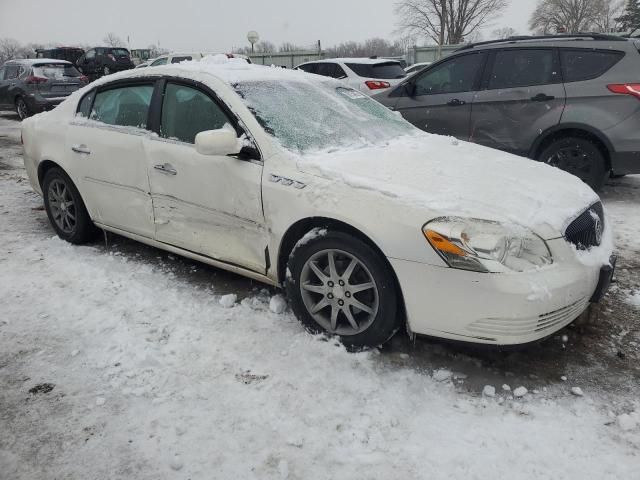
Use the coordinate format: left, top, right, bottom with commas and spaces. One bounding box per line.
90, 84, 154, 128
151, 57, 168, 66
560, 49, 624, 83
297, 63, 317, 74
345, 62, 406, 79
414, 53, 485, 96
160, 82, 232, 144
86, 50, 96, 59
4, 65, 20, 79
315, 63, 335, 77
488, 49, 558, 89
171, 56, 192, 64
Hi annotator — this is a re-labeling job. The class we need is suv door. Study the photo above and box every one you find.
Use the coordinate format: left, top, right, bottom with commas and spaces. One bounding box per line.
66, 81, 156, 237
145, 79, 266, 272
393, 52, 486, 138
470, 48, 566, 155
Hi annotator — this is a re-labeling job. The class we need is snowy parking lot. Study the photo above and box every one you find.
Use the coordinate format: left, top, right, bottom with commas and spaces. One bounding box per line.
1, 111, 639, 478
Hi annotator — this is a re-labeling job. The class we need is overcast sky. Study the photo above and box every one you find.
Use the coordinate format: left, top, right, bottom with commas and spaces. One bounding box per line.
0, 0, 536, 51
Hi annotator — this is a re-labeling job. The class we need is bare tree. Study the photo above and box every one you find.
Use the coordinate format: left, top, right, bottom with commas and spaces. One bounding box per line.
395, 0, 507, 45
530, 0, 601, 34
279, 42, 302, 52
103, 32, 126, 48
0, 38, 31, 64
491, 26, 519, 39
255, 41, 276, 53
592, 0, 625, 32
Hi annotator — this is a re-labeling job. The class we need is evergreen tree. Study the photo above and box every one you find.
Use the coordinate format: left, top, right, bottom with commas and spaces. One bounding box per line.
616, 0, 640, 32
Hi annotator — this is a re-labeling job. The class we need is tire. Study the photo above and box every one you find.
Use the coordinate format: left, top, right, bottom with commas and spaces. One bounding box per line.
15, 97, 31, 120
42, 167, 98, 244
285, 229, 399, 348
538, 137, 608, 191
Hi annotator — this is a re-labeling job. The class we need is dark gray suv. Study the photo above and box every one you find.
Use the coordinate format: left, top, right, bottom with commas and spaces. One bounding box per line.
0, 59, 88, 120
376, 34, 640, 190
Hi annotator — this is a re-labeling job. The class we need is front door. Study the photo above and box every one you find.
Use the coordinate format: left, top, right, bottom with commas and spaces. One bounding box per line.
393, 52, 487, 139
66, 82, 156, 237
145, 80, 266, 273
470, 48, 566, 155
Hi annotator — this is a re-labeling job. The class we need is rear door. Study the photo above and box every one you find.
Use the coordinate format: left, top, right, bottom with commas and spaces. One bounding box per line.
470, 48, 566, 155
66, 81, 156, 237
393, 52, 487, 138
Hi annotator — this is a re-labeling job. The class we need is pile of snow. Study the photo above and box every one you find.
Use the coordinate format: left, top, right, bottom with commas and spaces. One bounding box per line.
626, 292, 640, 307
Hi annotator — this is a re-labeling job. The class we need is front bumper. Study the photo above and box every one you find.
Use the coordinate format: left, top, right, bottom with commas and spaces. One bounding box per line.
390, 240, 612, 346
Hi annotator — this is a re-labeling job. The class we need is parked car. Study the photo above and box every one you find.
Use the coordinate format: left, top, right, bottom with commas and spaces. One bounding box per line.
144, 52, 250, 67
21, 59, 614, 348
36, 47, 85, 65
295, 58, 407, 95
76, 47, 134, 78
376, 34, 640, 190
130, 49, 153, 66
0, 59, 88, 120
405, 62, 432, 75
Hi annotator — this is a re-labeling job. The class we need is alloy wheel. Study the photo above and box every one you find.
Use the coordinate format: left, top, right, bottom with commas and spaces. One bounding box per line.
547, 146, 592, 180
48, 179, 77, 235
16, 98, 29, 120
299, 249, 379, 336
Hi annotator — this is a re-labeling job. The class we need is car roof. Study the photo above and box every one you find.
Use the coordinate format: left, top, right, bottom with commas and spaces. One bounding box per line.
303, 58, 401, 65
4, 58, 72, 66
456, 34, 634, 52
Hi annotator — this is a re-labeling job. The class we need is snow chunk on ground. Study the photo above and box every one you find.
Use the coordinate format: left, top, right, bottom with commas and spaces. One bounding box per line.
617, 412, 639, 431
219, 294, 237, 308
482, 385, 496, 398
513, 387, 528, 398
571, 387, 584, 397
626, 292, 640, 307
432, 369, 452, 382
269, 295, 287, 314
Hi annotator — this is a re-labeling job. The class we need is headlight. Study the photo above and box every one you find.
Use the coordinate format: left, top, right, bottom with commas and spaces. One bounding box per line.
423, 217, 552, 273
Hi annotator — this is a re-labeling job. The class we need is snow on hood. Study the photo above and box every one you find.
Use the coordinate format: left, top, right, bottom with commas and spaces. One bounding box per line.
296, 133, 601, 237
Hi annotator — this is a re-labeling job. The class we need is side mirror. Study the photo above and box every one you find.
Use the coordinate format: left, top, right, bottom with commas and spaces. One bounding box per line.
195, 129, 241, 156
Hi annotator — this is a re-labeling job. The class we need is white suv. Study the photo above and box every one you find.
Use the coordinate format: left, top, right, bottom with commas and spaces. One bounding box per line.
141, 52, 249, 68
296, 58, 406, 95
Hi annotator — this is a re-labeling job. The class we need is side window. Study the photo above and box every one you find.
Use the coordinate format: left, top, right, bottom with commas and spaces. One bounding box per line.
414, 53, 484, 96
76, 90, 96, 118
0, 67, 5, 80
333, 65, 347, 79
5, 65, 20, 80
86, 50, 96, 60
171, 56, 192, 64
560, 49, 624, 83
151, 57, 168, 66
160, 82, 232, 144
90, 84, 154, 128
489, 49, 558, 89
297, 63, 317, 74
315, 63, 335, 77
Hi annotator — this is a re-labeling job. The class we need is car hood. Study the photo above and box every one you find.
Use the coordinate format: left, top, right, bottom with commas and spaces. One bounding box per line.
295, 133, 600, 239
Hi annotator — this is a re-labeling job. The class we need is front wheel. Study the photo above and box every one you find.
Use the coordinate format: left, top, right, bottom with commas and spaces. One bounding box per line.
15, 97, 31, 120
42, 167, 98, 244
538, 137, 608, 190
285, 230, 399, 348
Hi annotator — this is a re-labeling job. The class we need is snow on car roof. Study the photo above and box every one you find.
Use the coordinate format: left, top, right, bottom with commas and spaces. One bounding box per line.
5, 58, 72, 66
303, 57, 401, 65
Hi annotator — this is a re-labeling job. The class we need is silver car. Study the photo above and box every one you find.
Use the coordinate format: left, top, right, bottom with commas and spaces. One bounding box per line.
0, 59, 88, 120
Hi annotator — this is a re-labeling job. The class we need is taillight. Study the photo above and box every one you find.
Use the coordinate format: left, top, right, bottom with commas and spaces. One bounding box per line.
365, 80, 391, 90
25, 76, 48, 84
607, 83, 640, 100
108, 54, 116, 61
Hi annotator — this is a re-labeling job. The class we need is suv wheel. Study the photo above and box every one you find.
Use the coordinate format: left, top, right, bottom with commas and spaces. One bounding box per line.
285, 230, 399, 348
15, 97, 31, 120
42, 167, 98, 244
538, 137, 607, 190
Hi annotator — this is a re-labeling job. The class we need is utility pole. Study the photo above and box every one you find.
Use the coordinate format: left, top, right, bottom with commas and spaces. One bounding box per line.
437, 0, 447, 60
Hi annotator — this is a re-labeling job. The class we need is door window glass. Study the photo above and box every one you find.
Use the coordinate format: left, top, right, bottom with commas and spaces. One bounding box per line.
297, 64, 317, 74
171, 56, 192, 64
560, 49, 624, 82
76, 90, 95, 118
489, 49, 557, 89
160, 82, 232, 144
333, 64, 347, 79
90, 84, 154, 128
5, 65, 20, 80
0, 67, 5, 80
315, 63, 336, 78
86, 50, 96, 59
414, 54, 484, 95
151, 57, 168, 66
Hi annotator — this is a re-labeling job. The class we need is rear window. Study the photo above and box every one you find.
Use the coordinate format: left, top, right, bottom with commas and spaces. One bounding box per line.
33, 63, 82, 79
560, 49, 625, 83
345, 62, 406, 80
110, 49, 130, 57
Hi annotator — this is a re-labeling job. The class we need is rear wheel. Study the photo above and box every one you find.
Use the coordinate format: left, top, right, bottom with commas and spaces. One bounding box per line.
538, 137, 608, 190
15, 97, 31, 120
42, 167, 98, 244
285, 230, 399, 348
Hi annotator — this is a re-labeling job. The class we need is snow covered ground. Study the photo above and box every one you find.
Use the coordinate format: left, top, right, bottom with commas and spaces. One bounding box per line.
1, 112, 639, 479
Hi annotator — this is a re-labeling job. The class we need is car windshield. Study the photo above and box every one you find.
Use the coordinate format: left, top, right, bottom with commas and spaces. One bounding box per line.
32, 63, 82, 78
234, 80, 415, 153
346, 62, 407, 79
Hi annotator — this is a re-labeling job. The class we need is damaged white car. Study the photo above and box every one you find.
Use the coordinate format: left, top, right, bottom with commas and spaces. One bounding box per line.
21, 56, 615, 347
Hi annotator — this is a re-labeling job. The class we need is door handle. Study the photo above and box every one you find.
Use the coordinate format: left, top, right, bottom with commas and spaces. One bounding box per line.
154, 163, 177, 175
447, 98, 466, 107
71, 144, 91, 154
531, 93, 555, 102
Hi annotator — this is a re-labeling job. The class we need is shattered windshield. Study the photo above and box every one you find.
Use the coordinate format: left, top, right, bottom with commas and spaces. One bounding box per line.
233, 80, 415, 153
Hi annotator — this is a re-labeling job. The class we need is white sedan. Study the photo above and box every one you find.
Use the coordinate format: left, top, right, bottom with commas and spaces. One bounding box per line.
21, 57, 615, 348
